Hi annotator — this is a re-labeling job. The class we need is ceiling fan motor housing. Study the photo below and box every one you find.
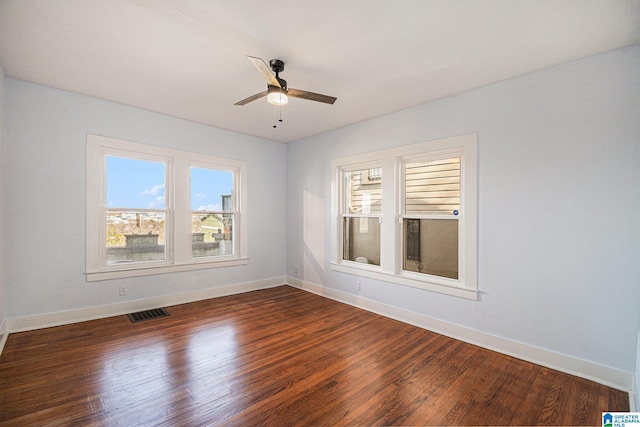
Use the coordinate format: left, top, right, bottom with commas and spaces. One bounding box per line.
269, 59, 285, 73
269, 59, 287, 89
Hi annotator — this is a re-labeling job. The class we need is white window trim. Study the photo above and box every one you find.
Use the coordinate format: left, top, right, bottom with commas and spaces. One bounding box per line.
331, 133, 478, 300
86, 134, 248, 281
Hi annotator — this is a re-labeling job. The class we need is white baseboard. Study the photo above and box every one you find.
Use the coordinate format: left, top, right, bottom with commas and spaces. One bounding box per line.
7, 276, 285, 333
287, 277, 634, 393
0, 319, 7, 356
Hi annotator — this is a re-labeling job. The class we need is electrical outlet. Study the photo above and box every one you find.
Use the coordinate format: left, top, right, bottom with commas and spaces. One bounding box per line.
293, 267, 299, 278
119, 286, 127, 296
355, 280, 361, 292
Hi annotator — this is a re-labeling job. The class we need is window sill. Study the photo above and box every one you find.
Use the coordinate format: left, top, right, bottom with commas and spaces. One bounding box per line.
86, 257, 249, 282
330, 262, 478, 300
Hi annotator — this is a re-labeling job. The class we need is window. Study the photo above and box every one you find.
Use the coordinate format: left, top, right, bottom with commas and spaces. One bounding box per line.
87, 135, 248, 281
190, 167, 234, 258
106, 156, 167, 265
342, 166, 382, 266
331, 133, 477, 300
402, 156, 461, 279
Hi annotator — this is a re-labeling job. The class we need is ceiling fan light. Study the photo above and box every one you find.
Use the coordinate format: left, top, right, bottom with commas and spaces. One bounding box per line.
267, 86, 288, 105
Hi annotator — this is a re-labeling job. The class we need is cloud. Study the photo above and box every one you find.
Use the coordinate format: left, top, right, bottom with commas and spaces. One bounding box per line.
195, 192, 206, 200
197, 203, 221, 211
148, 196, 166, 209
139, 183, 165, 197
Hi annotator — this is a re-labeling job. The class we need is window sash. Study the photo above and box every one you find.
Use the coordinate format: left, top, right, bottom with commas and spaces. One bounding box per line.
340, 164, 383, 267
400, 155, 463, 281
404, 156, 461, 215
105, 208, 170, 266
343, 167, 382, 215
401, 217, 459, 280
191, 211, 236, 258
342, 216, 381, 266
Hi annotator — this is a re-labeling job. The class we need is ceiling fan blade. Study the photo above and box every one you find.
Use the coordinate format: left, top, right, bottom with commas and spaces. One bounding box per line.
288, 88, 337, 105
234, 91, 267, 106
247, 56, 281, 88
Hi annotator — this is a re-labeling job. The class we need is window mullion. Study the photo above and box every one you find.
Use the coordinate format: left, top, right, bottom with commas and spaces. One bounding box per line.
333, 168, 345, 263
380, 156, 397, 274
173, 157, 189, 264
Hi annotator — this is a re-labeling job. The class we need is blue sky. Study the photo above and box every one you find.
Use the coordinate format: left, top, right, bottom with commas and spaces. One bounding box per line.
106, 156, 233, 210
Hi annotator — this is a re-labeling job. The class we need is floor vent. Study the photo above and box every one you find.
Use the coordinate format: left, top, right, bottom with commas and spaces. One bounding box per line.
127, 308, 170, 323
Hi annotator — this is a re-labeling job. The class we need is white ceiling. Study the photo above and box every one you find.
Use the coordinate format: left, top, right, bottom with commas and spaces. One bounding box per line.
1, 0, 639, 143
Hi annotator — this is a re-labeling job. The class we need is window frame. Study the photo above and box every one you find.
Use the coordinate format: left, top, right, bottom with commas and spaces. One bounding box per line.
331, 133, 478, 300
86, 134, 248, 281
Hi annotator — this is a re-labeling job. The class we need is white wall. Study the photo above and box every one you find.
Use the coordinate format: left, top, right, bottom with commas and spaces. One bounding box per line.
4, 79, 287, 319
0, 65, 6, 335
287, 46, 640, 379
636, 329, 640, 409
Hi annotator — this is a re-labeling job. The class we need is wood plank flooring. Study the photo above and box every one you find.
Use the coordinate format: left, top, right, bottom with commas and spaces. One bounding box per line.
0, 285, 629, 426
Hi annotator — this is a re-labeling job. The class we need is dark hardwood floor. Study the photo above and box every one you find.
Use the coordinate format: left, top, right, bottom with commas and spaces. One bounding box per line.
0, 285, 629, 426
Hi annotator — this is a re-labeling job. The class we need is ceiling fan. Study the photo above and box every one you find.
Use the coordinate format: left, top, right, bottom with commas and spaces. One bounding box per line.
235, 56, 337, 107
